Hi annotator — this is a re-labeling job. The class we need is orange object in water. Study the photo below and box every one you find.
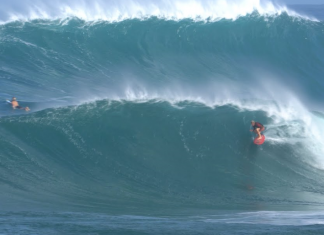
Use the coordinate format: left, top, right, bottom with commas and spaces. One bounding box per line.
253, 135, 265, 145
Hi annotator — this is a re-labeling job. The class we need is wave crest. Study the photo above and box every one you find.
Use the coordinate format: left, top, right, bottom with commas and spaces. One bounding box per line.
0, 0, 313, 23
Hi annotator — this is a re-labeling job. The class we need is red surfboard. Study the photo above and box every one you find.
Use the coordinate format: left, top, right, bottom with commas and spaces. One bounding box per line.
253, 135, 265, 145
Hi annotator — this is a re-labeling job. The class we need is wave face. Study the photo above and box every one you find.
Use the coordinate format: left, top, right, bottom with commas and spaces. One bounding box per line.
1, 1, 324, 220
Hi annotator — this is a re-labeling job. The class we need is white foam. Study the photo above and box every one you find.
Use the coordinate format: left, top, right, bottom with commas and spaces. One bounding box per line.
204, 211, 324, 226
0, 0, 314, 23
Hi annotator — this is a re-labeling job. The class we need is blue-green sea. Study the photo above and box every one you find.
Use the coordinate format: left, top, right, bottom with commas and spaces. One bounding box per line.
1, 1, 324, 234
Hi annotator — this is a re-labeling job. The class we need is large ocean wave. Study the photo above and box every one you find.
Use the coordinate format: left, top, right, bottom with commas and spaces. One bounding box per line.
1, 1, 324, 217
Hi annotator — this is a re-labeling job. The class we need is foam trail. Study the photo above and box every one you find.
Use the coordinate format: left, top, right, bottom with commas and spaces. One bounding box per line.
205, 211, 324, 226
0, 0, 312, 23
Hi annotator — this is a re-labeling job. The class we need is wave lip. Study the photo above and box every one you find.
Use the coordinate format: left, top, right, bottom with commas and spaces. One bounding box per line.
0, 0, 314, 23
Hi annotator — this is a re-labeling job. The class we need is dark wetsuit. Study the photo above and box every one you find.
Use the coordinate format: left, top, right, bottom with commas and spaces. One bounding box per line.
253, 122, 265, 132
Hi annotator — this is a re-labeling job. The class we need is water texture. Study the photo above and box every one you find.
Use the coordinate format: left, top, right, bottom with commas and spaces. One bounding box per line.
1, 1, 324, 234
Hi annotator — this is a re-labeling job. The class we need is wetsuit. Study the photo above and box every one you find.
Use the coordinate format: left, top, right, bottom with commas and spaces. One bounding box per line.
253, 122, 265, 132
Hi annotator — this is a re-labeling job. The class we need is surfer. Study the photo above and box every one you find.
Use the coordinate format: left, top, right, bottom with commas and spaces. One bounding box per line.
250, 120, 264, 140
10, 97, 30, 111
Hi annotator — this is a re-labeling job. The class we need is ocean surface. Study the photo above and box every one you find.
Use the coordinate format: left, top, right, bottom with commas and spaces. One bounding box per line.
1, 1, 324, 234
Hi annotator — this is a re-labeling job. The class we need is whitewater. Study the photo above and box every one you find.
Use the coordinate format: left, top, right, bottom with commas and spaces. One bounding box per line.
0, 0, 324, 234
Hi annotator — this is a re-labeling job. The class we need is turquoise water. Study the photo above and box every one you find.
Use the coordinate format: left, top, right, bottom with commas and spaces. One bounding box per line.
1, 2, 324, 234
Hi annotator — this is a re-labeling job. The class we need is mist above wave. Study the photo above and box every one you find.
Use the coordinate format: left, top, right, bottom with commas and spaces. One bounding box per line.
0, 0, 312, 23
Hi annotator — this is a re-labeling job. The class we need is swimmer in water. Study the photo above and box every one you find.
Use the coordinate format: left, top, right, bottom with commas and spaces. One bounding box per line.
10, 97, 30, 111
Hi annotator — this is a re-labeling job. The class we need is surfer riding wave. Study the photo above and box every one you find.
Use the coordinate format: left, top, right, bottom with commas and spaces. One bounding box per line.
250, 120, 264, 140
